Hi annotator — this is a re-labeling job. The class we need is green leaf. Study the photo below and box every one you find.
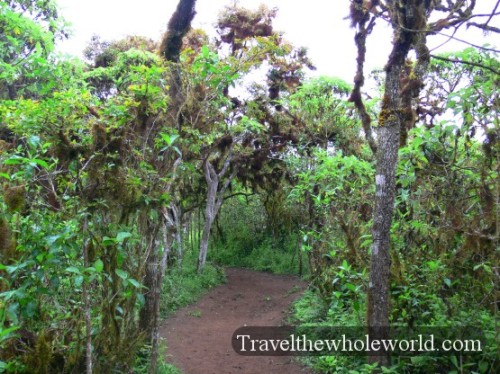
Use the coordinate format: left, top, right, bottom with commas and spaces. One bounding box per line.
116, 232, 132, 243
478, 361, 489, 372
94, 259, 104, 273
444, 278, 452, 287
160, 133, 179, 146
30, 158, 49, 169
127, 278, 141, 288
346, 283, 357, 292
65, 266, 80, 274
3, 156, 23, 165
74, 275, 84, 288
102, 236, 116, 246
0, 326, 19, 339
115, 269, 128, 280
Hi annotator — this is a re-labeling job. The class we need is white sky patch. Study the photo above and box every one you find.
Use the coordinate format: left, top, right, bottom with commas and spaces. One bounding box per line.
56, 0, 499, 81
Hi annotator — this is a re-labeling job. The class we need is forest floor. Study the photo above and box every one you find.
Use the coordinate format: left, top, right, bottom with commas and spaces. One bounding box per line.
160, 267, 313, 374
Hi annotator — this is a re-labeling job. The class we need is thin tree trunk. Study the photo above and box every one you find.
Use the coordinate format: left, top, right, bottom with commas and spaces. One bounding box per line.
139, 224, 160, 334
149, 219, 174, 374
198, 166, 217, 271
172, 204, 183, 266
198, 158, 237, 272
197, 205, 202, 250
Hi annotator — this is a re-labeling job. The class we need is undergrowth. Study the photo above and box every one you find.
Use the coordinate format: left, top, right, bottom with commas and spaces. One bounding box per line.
135, 251, 225, 373
161, 250, 226, 316
210, 236, 306, 275
290, 281, 499, 373
134, 343, 183, 374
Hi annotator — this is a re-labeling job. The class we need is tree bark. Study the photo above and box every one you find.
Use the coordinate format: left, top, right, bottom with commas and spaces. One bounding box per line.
198, 161, 218, 272
159, 0, 197, 62
149, 217, 174, 374
172, 204, 183, 265
198, 158, 237, 272
366, 1, 431, 367
139, 223, 161, 335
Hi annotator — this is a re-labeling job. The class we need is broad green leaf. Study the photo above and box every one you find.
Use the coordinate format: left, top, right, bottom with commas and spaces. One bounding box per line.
94, 259, 104, 273
65, 266, 80, 274
74, 275, 84, 288
346, 283, 357, 292
115, 269, 128, 280
127, 278, 141, 288
29, 158, 49, 169
116, 232, 132, 243
102, 236, 116, 246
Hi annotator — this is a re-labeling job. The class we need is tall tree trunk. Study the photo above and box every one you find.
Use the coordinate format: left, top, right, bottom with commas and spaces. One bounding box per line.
367, 24, 412, 370
347, 0, 473, 368
149, 218, 174, 374
198, 158, 237, 272
365, 1, 432, 367
159, 0, 197, 133
139, 223, 161, 335
173, 205, 183, 265
198, 163, 218, 272
368, 122, 400, 367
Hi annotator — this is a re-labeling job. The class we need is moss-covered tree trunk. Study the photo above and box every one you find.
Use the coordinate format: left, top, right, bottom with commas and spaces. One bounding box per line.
198, 158, 237, 272
368, 2, 424, 365
348, 0, 443, 367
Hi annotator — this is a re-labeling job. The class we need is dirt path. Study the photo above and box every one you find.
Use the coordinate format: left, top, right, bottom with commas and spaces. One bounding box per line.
160, 268, 312, 374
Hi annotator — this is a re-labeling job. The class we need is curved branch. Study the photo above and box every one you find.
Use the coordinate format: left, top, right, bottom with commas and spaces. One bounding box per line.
348, 15, 378, 154
467, 22, 500, 33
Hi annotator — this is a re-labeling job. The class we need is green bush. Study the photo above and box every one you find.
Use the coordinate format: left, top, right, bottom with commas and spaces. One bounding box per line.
161, 251, 225, 316
210, 236, 305, 275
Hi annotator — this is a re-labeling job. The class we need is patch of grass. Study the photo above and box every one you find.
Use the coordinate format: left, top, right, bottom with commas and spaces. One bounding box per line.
161, 251, 226, 317
210, 236, 308, 275
188, 310, 202, 318
134, 341, 183, 374
285, 284, 303, 297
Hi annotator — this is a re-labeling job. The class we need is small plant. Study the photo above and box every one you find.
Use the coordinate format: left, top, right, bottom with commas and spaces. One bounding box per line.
188, 310, 202, 318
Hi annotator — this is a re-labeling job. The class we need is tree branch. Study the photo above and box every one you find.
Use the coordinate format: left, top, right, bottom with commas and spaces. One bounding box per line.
467, 22, 500, 33
159, 0, 197, 62
484, 0, 500, 26
434, 32, 500, 53
348, 15, 378, 154
430, 54, 500, 75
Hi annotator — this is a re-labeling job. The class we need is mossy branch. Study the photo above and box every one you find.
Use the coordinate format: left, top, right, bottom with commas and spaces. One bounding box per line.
348, 15, 377, 154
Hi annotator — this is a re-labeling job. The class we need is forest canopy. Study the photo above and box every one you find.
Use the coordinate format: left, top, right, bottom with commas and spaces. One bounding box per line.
0, 0, 498, 373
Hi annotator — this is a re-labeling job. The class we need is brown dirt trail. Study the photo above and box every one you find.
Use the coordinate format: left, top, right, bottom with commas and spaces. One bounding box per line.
160, 268, 313, 374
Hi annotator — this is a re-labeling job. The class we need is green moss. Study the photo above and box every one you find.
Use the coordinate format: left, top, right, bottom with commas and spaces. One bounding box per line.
3, 185, 25, 213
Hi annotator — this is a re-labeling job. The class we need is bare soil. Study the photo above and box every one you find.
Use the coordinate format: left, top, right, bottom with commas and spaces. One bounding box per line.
160, 268, 313, 374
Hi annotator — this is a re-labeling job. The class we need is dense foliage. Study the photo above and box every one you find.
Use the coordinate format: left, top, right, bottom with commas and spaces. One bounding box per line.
0, 1, 498, 373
